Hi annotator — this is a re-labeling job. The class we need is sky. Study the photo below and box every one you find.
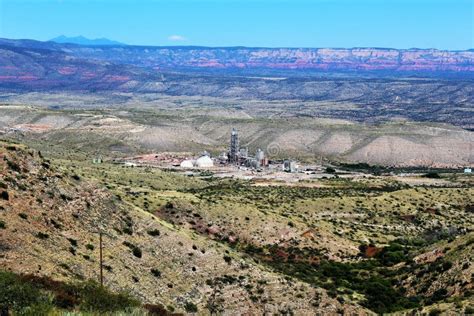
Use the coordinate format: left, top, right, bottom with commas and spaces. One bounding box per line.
0, 0, 472, 50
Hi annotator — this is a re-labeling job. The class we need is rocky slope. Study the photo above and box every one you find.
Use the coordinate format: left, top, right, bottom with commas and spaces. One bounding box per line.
0, 43, 157, 90
72, 46, 474, 73
0, 141, 369, 314
401, 234, 473, 301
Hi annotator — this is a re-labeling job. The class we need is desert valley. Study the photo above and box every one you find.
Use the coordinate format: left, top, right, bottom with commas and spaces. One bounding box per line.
0, 33, 473, 315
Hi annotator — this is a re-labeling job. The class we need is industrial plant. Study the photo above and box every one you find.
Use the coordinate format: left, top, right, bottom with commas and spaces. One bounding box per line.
175, 128, 300, 173
227, 128, 269, 169
115, 128, 307, 179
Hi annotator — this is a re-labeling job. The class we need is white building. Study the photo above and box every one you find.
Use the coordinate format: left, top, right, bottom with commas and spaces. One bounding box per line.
283, 160, 298, 173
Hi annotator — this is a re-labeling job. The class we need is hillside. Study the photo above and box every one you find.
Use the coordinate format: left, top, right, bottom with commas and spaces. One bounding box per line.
2, 139, 473, 314
0, 141, 369, 314
0, 104, 472, 167
399, 235, 474, 308
0, 44, 158, 90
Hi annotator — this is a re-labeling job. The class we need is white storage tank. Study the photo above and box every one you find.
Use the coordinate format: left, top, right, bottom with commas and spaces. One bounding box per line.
180, 160, 195, 168
195, 156, 214, 168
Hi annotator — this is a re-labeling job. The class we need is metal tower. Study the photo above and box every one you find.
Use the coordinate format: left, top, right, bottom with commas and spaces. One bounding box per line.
230, 128, 240, 163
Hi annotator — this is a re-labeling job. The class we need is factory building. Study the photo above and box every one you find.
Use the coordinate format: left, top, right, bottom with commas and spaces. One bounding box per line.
227, 128, 269, 169
244, 148, 268, 169
255, 148, 268, 167
283, 160, 298, 173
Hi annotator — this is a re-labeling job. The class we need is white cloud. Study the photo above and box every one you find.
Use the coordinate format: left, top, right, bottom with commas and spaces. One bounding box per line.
168, 35, 187, 42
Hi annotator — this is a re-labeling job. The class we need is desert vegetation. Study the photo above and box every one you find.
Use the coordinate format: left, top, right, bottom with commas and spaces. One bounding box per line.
15, 139, 466, 314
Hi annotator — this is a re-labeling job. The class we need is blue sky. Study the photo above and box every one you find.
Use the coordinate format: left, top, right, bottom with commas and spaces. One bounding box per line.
0, 0, 472, 49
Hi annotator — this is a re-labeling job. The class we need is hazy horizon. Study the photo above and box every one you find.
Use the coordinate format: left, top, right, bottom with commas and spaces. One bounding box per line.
2, 34, 473, 51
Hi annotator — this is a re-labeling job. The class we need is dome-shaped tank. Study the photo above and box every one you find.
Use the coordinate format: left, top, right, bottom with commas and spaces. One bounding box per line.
195, 156, 214, 168
180, 160, 195, 168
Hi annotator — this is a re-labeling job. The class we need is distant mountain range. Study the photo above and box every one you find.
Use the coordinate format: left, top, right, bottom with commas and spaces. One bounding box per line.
1, 37, 472, 74
0, 37, 472, 128
0, 37, 472, 94
74, 45, 474, 73
50, 35, 126, 46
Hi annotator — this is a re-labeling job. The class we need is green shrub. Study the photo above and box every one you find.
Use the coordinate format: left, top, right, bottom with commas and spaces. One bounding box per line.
123, 227, 133, 235
85, 243, 95, 251
0, 271, 53, 314
465, 306, 474, 314
123, 241, 142, 258
375, 242, 409, 266
184, 301, 198, 313
0, 270, 141, 314
147, 229, 161, 236
67, 238, 78, 247
150, 269, 161, 278
223, 255, 232, 264
144, 303, 173, 315
423, 172, 441, 179
250, 244, 419, 314
7, 160, 21, 172
0, 220, 5, 229
1, 191, 9, 201
428, 288, 448, 303
79, 281, 140, 313
441, 260, 453, 271
19, 213, 28, 220
36, 232, 49, 240
429, 308, 442, 316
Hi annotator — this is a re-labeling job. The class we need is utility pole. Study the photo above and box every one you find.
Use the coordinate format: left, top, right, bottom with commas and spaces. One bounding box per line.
99, 231, 103, 287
